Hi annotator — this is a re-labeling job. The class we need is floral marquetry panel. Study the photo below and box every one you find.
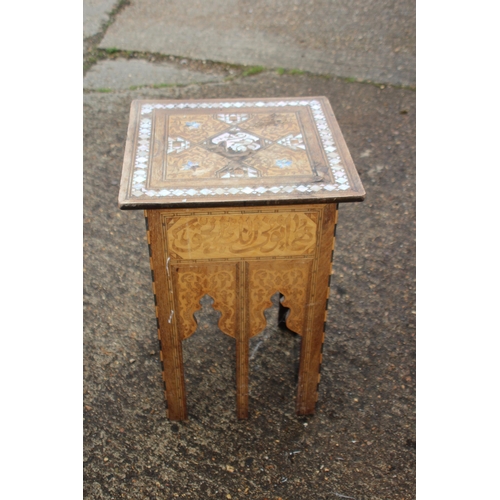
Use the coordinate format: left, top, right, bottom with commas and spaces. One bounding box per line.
167, 114, 228, 143
245, 143, 312, 178
163, 146, 228, 180
243, 112, 302, 141
247, 260, 312, 337
157, 204, 331, 339
172, 263, 238, 339
143, 201, 339, 420
119, 97, 365, 209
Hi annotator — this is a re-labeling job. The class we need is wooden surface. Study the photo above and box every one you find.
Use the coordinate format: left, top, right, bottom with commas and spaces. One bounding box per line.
146, 210, 188, 420
120, 96, 361, 419
145, 203, 338, 420
119, 97, 364, 209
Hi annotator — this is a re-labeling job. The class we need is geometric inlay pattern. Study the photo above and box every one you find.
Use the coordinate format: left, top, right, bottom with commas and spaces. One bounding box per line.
216, 113, 250, 125
165, 146, 228, 180
217, 162, 260, 179
243, 113, 302, 141
129, 99, 353, 199
168, 114, 227, 143
277, 133, 306, 151
201, 127, 271, 160
167, 136, 191, 154
245, 144, 311, 177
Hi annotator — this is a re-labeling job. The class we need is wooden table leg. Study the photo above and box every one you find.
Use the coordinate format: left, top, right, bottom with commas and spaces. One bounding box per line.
236, 335, 249, 419
296, 203, 337, 415
236, 262, 249, 419
160, 325, 188, 421
146, 210, 188, 420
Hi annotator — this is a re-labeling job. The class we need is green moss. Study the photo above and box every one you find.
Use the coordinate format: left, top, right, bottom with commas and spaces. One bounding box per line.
275, 68, 305, 76
242, 65, 265, 77
152, 83, 175, 88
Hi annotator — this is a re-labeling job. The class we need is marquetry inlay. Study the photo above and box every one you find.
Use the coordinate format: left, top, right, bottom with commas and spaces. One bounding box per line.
119, 96, 365, 422
119, 97, 365, 208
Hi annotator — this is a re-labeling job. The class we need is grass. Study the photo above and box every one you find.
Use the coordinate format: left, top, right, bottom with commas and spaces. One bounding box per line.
96, 88, 112, 93
339, 75, 416, 90
275, 68, 305, 76
152, 83, 183, 88
127, 83, 188, 90
242, 65, 265, 77
105, 47, 120, 54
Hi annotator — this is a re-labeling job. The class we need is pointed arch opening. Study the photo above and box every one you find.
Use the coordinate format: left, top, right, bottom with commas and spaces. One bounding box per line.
248, 292, 302, 407
182, 294, 236, 415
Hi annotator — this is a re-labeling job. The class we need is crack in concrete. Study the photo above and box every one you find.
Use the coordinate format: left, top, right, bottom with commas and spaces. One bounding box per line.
84, 0, 132, 74
84, 2, 415, 89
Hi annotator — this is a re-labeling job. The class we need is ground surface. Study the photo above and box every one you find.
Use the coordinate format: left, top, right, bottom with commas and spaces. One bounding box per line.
83, 2, 416, 498
97, 0, 415, 86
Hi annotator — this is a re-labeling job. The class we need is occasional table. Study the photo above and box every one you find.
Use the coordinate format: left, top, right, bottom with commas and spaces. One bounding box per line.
119, 97, 365, 420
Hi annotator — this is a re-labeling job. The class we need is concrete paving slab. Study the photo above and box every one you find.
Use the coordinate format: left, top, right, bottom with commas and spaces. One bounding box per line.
83, 58, 224, 90
84, 0, 121, 38
99, 0, 415, 86
84, 72, 415, 499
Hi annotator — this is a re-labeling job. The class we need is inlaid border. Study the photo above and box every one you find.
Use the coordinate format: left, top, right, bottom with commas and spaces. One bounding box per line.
130, 99, 350, 199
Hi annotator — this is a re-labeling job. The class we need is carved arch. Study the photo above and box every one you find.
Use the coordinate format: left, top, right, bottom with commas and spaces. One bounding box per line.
172, 264, 238, 339
248, 260, 312, 337
172, 260, 312, 340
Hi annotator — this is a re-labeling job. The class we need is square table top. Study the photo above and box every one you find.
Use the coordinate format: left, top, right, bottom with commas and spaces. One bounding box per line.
119, 97, 365, 209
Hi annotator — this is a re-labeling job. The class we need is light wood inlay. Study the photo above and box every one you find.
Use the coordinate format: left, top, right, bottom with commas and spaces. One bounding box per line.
120, 97, 365, 421
172, 263, 238, 339
145, 203, 337, 419
248, 259, 312, 337
165, 210, 318, 260
118, 97, 365, 209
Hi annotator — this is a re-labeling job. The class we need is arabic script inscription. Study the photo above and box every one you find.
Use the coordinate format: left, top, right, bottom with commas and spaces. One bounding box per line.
167, 212, 318, 259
